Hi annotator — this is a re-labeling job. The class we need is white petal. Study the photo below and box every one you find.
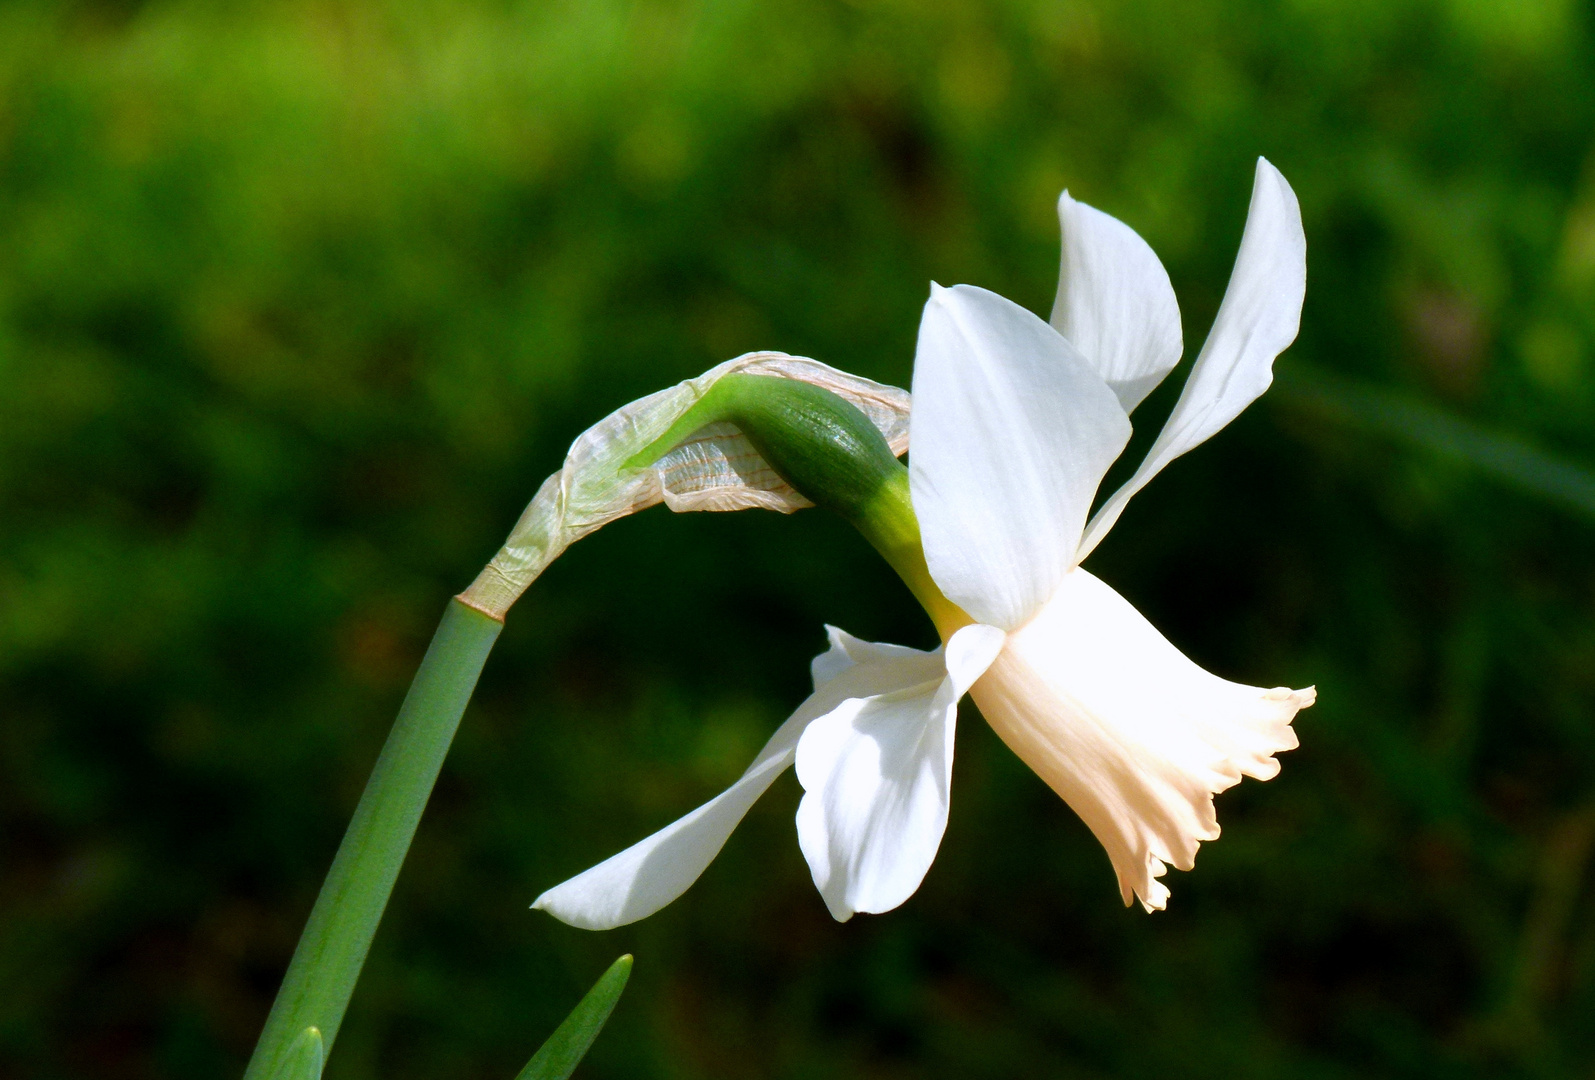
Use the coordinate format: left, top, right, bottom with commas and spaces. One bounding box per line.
532, 626, 946, 929
1050, 192, 1183, 414
461, 353, 912, 618
795, 624, 1006, 921
969, 568, 1312, 912
909, 284, 1131, 631
811, 623, 946, 685
531, 720, 802, 930
1077, 160, 1306, 562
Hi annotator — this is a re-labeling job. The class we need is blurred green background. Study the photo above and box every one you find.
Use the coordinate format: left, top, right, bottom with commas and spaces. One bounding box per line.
3, 0, 1595, 1076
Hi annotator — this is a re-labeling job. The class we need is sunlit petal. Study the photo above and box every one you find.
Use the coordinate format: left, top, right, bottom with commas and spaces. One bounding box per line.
531, 721, 803, 930
970, 568, 1312, 911
1051, 192, 1183, 414
1078, 159, 1306, 562
532, 626, 945, 929
910, 284, 1131, 630
796, 624, 1006, 921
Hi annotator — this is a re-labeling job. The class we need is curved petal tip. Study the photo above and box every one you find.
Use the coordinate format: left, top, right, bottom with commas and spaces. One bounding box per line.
796, 624, 1004, 921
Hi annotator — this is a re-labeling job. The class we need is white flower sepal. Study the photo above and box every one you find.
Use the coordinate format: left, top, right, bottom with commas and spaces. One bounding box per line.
536, 158, 1315, 926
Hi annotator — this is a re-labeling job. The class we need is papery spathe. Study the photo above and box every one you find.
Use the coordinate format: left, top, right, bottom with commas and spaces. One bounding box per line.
460, 354, 909, 619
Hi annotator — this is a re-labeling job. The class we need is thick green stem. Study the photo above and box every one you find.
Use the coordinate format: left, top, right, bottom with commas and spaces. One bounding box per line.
243, 598, 503, 1080
629, 373, 972, 641
851, 468, 971, 641
628, 373, 903, 523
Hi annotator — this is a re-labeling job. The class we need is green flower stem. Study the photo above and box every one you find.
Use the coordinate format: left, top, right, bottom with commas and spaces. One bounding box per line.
627, 373, 903, 522
629, 373, 972, 641
851, 467, 971, 642
244, 598, 503, 1080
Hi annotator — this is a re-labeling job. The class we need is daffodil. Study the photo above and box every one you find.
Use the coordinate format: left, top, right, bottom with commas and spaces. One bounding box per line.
535, 158, 1314, 929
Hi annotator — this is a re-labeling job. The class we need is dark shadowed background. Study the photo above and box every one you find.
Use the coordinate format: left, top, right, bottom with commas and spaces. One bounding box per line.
3, 0, 1595, 1076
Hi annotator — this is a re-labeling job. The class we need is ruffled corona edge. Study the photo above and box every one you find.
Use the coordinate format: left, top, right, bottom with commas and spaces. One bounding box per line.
970, 567, 1312, 911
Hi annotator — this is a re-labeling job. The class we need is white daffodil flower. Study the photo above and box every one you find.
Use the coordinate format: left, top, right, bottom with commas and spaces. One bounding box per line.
536, 158, 1314, 928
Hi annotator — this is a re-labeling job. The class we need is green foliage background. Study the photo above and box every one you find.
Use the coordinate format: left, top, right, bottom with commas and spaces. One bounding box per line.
2, 0, 1594, 1076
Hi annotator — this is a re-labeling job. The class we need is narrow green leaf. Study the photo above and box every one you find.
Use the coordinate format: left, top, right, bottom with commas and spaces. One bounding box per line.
516, 955, 634, 1080
243, 599, 503, 1080
275, 1027, 323, 1080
